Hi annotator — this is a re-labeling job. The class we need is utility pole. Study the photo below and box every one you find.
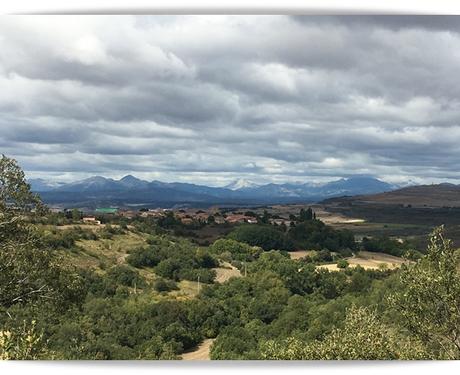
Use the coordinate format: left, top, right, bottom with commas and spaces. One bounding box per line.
244, 262, 247, 277
197, 275, 200, 294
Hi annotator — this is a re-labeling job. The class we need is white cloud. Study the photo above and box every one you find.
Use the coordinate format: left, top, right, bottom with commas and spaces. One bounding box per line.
1, 15, 460, 185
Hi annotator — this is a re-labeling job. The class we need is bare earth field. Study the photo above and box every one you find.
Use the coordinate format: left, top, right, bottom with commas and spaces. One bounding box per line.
288, 250, 315, 260
316, 251, 409, 271
181, 339, 214, 360
313, 206, 365, 225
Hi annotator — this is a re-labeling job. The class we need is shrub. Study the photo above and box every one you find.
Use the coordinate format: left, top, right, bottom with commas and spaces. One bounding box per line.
153, 278, 178, 292
106, 265, 144, 288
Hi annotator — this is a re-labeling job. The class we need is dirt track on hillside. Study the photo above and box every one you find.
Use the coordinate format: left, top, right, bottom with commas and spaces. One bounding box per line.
213, 262, 241, 283
181, 339, 215, 360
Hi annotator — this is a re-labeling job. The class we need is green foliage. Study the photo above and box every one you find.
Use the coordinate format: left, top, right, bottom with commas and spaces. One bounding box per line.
209, 238, 262, 262
210, 326, 258, 359
106, 265, 145, 288
157, 211, 181, 229
288, 219, 355, 253
260, 306, 429, 360
99, 224, 125, 239
0, 155, 85, 310
311, 249, 333, 263
127, 235, 217, 283
153, 278, 179, 293
41, 227, 98, 250
388, 226, 460, 359
361, 236, 414, 257
126, 247, 160, 268
227, 224, 294, 251
299, 207, 313, 222
0, 320, 53, 360
337, 259, 349, 268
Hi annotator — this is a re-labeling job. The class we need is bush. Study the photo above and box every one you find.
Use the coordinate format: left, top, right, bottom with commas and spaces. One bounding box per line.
337, 259, 349, 269
312, 250, 333, 263
127, 247, 160, 268
153, 278, 178, 292
106, 265, 144, 288
209, 238, 262, 261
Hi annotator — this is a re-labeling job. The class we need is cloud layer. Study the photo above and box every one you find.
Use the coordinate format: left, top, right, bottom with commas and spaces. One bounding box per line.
1, 15, 460, 185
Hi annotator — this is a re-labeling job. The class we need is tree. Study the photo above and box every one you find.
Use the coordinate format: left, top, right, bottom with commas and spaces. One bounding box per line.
209, 238, 261, 262
388, 226, 460, 359
337, 259, 349, 269
260, 210, 270, 224
0, 155, 86, 359
299, 208, 313, 222
0, 320, 53, 360
260, 306, 428, 360
71, 208, 81, 221
0, 155, 83, 309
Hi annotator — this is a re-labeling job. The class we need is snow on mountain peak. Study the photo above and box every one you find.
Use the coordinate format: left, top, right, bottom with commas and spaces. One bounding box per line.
225, 178, 260, 190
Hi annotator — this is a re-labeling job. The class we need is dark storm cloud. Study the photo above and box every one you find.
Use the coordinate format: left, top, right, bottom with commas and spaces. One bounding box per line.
1, 15, 460, 185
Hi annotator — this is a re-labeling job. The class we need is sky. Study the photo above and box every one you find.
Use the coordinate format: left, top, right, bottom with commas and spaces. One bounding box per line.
1, 15, 460, 186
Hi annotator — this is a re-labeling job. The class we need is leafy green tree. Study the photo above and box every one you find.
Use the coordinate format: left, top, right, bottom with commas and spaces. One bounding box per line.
260, 306, 428, 360
0, 155, 84, 309
0, 320, 53, 360
153, 278, 178, 293
299, 208, 313, 221
389, 226, 460, 359
71, 208, 81, 221
209, 238, 262, 262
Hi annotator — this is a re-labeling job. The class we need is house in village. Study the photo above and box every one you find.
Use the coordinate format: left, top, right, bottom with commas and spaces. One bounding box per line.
225, 214, 258, 224
82, 216, 101, 225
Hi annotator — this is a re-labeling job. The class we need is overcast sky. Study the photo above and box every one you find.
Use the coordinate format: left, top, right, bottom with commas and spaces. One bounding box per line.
1, 15, 460, 186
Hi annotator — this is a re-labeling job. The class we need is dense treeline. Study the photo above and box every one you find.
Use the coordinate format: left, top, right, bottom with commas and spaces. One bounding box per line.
227, 219, 355, 255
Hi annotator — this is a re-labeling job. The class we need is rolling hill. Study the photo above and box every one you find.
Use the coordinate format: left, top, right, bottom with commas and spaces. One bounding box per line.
323, 183, 460, 208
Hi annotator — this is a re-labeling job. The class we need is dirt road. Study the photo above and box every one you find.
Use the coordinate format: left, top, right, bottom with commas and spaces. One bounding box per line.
213, 262, 241, 283
181, 339, 215, 360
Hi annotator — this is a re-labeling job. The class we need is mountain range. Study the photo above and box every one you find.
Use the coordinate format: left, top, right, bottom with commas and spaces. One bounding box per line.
29, 175, 399, 208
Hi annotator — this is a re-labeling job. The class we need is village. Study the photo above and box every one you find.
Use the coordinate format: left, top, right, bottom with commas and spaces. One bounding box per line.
52, 205, 295, 228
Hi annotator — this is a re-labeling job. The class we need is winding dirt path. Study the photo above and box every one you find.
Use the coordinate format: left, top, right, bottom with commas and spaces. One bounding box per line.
181, 339, 215, 360
213, 262, 241, 283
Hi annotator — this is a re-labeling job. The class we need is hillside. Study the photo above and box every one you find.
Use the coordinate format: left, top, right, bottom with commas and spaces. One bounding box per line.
324, 183, 460, 208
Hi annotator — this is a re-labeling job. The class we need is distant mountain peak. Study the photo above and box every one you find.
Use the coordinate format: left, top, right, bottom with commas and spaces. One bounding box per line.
118, 175, 149, 189
225, 178, 260, 190
120, 174, 140, 181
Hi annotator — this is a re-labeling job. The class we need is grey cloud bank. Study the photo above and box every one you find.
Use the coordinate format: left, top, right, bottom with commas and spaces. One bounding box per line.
1, 15, 460, 186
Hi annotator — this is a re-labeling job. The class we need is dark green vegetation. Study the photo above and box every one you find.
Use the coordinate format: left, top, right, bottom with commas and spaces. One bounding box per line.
1, 155, 459, 360
226, 219, 355, 256
127, 236, 218, 283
